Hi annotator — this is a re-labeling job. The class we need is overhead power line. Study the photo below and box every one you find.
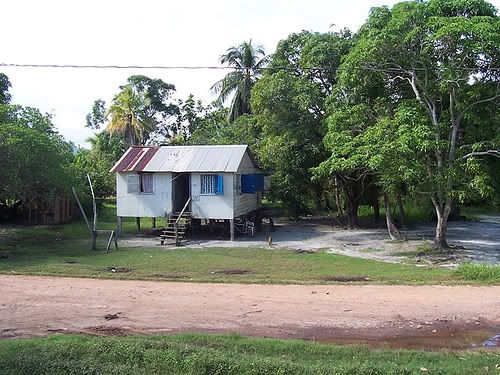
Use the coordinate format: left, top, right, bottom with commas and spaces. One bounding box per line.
0, 62, 499, 72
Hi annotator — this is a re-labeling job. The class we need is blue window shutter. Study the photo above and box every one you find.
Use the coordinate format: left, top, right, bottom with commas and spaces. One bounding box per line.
241, 174, 256, 194
215, 175, 224, 195
255, 174, 264, 191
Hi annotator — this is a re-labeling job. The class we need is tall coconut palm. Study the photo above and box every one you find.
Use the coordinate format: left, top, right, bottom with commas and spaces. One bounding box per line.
211, 40, 269, 123
106, 85, 153, 146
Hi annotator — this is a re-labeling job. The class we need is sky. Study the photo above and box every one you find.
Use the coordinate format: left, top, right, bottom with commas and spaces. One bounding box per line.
3, 0, 499, 147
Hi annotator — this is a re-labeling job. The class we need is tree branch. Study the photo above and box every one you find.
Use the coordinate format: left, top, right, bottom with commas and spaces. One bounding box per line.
462, 150, 500, 159
457, 84, 500, 123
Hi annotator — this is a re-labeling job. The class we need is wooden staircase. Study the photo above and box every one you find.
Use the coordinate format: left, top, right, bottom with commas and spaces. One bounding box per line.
160, 198, 192, 246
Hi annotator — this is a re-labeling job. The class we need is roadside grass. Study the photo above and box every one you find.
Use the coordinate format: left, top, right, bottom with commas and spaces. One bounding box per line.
456, 263, 500, 281
1, 334, 498, 375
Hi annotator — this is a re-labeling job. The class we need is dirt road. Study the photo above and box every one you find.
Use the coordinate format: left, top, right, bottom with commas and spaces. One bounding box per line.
1, 275, 499, 347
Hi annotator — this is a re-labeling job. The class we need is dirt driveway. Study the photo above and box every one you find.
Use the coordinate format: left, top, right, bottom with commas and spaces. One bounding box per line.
1, 275, 499, 349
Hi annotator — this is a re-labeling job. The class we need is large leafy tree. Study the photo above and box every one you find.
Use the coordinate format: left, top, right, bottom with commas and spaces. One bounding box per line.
106, 84, 153, 145
0, 75, 78, 220
252, 31, 353, 216
211, 40, 269, 123
0, 125, 76, 217
88, 75, 177, 146
322, 0, 500, 248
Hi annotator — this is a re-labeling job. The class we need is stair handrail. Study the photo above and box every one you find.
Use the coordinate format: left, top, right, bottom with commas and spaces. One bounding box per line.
174, 197, 191, 246
175, 197, 191, 224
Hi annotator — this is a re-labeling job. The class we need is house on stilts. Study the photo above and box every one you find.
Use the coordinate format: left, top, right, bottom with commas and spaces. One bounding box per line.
110, 145, 265, 243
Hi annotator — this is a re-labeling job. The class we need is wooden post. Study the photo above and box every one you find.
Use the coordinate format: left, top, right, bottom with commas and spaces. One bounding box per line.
116, 216, 122, 238
152, 217, 156, 228
105, 231, 118, 252
87, 174, 97, 233
72, 187, 91, 233
91, 230, 97, 251
230, 219, 235, 241
136, 217, 141, 232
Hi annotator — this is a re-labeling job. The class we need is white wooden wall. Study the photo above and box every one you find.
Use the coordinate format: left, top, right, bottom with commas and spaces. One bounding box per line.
116, 172, 172, 217
190, 173, 234, 219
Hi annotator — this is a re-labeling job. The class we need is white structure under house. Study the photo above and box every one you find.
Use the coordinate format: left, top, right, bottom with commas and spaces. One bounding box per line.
111, 145, 265, 243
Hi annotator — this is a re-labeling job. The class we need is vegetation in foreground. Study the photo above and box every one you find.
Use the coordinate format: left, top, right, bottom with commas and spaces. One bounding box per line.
0, 334, 498, 375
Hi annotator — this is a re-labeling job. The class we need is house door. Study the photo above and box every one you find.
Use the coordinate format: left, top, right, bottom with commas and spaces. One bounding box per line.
172, 173, 190, 213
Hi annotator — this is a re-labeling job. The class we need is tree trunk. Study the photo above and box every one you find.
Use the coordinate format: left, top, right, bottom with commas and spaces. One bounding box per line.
397, 195, 406, 228
373, 197, 380, 224
345, 199, 359, 229
433, 201, 451, 250
334, 176, 344, 216
383, 194, 401, 240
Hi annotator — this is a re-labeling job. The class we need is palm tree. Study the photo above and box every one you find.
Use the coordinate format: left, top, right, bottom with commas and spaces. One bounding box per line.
211, 40, 269, 122
106, 85, 153, 145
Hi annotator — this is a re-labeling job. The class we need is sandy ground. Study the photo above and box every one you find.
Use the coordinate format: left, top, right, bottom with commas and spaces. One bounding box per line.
1, 275, 499, 348
122, 219, 500, 265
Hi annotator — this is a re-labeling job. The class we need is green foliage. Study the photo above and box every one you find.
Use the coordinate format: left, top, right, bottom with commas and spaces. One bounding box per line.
211, 40, 269, 122
321, 0, 500, 244
189, 114, 261, 154
0, 72, 12, 104
0, 334, 497, 374
0, 124, 77, 209
252, 31, 353, 216
0, 73, 81, 221
456, 263, 500, 281
85, 98, 106, 129
99, 75, 177, 145
0, 103, 57, 134
73, 132, 126, 197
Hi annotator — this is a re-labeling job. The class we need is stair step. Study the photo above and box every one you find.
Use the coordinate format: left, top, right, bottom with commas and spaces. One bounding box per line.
160, 235, 184, 240
160, 209, 191, 245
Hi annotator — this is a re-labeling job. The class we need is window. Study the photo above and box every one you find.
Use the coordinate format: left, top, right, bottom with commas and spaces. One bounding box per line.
127, 173, 154, 194
140, 173, 154, 194
127, 174, 140, 194
201, 174, 224, 195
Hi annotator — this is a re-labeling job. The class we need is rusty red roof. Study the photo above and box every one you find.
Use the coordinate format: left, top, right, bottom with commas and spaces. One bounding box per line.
110, 146, 159, 172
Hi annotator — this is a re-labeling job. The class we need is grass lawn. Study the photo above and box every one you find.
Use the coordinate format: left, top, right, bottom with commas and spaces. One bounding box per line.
1, 224, 499, 285
0, 333, 498, 375
1, 202, 498, 285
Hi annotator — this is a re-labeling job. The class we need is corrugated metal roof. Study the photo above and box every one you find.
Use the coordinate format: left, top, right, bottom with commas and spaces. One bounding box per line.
110, 146, 159, 172
110, 145, 251, 173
